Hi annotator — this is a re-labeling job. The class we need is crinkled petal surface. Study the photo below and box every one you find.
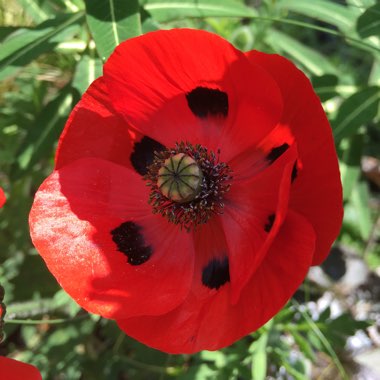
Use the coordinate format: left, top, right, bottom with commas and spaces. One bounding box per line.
29, 158, 194, 319
0, 357, 42, 380
246, 51, 343, 265
117, 210, 315, 353
55, 77, 135, 170
224, 144, 298, 302
104, 29, 283, 161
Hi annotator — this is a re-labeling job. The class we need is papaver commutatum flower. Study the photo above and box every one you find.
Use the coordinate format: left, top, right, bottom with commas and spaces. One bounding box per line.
0, 188, 5, 208
0, 357, 42, 380
29, 29, 342, 353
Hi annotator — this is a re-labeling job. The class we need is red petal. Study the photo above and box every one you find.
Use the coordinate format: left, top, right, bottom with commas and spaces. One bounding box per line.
0, 188, 5, 208
246, 51, 343, 265
0, 357, 42, 380
55, 77, 135, 170
30, 158, 194, 319
104, 29, 283, 160
224, 144, 298, 303
117, 210, 315, 353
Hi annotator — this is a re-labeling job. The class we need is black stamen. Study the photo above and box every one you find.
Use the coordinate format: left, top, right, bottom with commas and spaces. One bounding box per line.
202, 257, 230, 290
186, 87, 228, 118
264, 213, 275, 232
266, 143, 290, 164
130, 136, 165, 176
111, 221, 152, 266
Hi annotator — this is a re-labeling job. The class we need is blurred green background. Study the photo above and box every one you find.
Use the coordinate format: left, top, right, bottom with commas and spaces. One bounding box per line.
0, 0, 380, 379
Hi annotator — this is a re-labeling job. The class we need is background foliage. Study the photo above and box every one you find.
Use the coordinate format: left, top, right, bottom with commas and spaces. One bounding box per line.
0, 0, 380, 379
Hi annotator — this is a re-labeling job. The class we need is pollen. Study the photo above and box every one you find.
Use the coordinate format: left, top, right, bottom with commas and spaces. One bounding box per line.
157, 153, 203, 203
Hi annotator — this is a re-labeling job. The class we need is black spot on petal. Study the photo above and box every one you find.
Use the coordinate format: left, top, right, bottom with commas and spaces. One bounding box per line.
111, 221, 152, 266
266, 143, 289, 164
291, 161, 298, 183
264, 213, 275, 233
186, 87, 228, 118
130, 136, 165, 176
202, 257, 230, 290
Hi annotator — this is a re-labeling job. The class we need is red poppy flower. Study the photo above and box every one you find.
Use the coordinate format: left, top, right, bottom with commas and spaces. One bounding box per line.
29, 29, 342, 353
0, 188, 5, 208
0, 357, 42, 380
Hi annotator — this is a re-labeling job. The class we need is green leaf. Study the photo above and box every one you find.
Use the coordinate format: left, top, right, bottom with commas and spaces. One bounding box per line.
230, 25, 254, 51
357, 4, 380, 38
15, 86, 74, 175
340, 134, 364, 201
369, 59, 380, 86
143, 0, 257, 23
5, 298, 61, 319
178, 364, 216, 380
281, 361, 309, 380
277, 0, 356, 32
347, 0, 377, 9
333, 86, 380, 141
72, 53, 102, 94
16, 0, 51, 23
351, 181, 373, 240
312, 74, 339, 102
292, 331, 315, 361
200, 351, 226, 368
328, 314, 370, 340
0, 27, 19, 43
85, 0, 142, 61
141, 8, 161, 33
250, 331, 269, 380
52, 289, 82, 317
45, 0, 83, 13
265, 29, 337, 76
0, 12, 84, 81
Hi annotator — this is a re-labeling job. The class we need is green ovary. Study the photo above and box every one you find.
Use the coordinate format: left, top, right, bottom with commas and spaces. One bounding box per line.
157, 153, 203, 203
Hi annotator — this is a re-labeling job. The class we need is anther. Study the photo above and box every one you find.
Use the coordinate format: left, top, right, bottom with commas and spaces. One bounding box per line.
145, 142, 232, 230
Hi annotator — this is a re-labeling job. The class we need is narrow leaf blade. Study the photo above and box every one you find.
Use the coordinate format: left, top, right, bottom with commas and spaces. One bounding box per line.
72, 53, 102, 95
144, 0, 257, 23
85, 0, 141, 61
333, 86, 380, 141
265, 29, 337, 76
15, 87, 73, 175
357, 3, 380, 38
277, 0, 356, 32
0, 13, 84, 80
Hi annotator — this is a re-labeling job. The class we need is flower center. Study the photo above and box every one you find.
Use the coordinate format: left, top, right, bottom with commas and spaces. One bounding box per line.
157, 153, 203, 203
145, 142, 232, 231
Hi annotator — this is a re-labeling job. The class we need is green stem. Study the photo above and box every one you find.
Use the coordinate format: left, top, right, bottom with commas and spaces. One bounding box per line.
115, 355, 169, 375
112, 331, 126, 354
277, 322, 325, 331
4, 314, 89, 325
292, 300, 349, 380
